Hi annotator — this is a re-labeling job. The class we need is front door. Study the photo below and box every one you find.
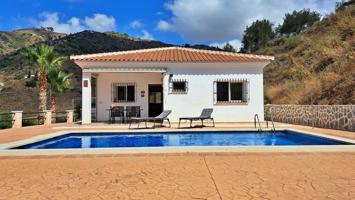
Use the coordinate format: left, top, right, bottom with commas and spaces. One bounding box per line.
148, 84, 163, 117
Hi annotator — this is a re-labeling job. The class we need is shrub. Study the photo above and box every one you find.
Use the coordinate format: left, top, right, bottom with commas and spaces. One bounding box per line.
294, 66, 310, 80
285, 35, 301, 49
74, 99, 82, 121
25, 79, 37, 87
14, 72, 25, 80
22, 118, 39, 126
0, 113, 12, 129
56, 116, 67, 123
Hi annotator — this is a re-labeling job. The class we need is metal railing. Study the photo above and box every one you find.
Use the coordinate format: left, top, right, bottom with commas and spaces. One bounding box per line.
22, 112, 45, 127
73, 112, 80, 122
52, 111, 67, 123
254, 114, 262, 131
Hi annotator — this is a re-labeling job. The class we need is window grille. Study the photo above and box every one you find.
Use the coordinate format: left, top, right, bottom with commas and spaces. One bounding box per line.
213, 79, 249, 104
169, 79, 188, 94
111, 83, 136, 102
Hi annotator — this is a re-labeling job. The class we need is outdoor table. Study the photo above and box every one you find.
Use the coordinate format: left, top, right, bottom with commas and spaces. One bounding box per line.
106, 108, 143, 123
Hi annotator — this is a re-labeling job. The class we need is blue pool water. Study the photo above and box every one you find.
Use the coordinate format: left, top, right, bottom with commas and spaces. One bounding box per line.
13, 130, 352, 149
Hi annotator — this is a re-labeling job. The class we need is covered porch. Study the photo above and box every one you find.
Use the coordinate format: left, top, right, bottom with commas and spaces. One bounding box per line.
82, 67, 167, 124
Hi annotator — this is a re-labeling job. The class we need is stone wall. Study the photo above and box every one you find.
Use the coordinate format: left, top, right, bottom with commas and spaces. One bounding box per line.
265, 105, 354, 132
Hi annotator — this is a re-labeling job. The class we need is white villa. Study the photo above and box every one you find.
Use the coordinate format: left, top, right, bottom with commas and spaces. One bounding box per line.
70, 47, 274, 124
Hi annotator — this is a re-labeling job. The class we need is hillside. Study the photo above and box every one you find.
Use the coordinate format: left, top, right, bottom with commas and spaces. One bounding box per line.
0, 2, 353, 112
0, 28, 65, 55
258, 3, 354, 104
0, 29, 219, 112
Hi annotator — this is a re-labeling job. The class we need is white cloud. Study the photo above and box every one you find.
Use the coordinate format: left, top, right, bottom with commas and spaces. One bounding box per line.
38, 12, 85, 33
157, 0, 335, 42
156, 20, 173, 31
35, 12, 116, 33
84, 13, 116, 32
140, 30, 154, 40
210, 39, 242, 51
130, 20, 143, 28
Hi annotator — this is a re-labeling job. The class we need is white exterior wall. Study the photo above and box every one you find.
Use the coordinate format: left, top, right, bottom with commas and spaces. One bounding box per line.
77, 61, 267, 123
163, 65, 264, 122
96, 72, 162, 121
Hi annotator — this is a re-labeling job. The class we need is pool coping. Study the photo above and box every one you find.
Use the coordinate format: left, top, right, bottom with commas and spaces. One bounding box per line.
0, 128, 355, 156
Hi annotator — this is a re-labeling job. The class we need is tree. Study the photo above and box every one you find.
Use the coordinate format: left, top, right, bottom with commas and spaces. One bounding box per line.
336, 0, 354, 11
240, 19, 275, 53
23, 44, 65, 111
223, 42, 236, 52
47, 69, 72, 116
278, 9, 320, 35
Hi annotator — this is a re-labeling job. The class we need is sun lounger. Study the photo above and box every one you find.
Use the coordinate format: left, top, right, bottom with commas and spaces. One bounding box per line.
129, 110, 172, 129
178, 108, 215, 128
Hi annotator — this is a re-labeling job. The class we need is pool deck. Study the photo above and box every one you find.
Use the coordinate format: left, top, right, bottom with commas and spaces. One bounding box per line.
0, 123, 354, 199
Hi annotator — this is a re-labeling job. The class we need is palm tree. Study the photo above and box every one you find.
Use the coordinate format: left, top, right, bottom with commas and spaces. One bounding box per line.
47, 69, 72, 117
24, 44, 65, 111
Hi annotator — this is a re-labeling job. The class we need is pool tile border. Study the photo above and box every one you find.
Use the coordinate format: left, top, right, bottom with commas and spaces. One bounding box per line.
0, 128, 354, 156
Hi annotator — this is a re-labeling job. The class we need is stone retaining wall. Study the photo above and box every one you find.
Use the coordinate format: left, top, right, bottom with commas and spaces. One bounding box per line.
265, 105, 354, 132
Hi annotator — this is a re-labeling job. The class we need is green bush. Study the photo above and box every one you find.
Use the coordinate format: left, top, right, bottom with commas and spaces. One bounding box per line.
74, 99, 82, 122
55, 116, 67, 123
25, 79, 37, 87
0, 113, 12, 129
294, 66, 310, 80
14, 72, 25, 80
285, 35, 301, 49
22, 118, 39, 126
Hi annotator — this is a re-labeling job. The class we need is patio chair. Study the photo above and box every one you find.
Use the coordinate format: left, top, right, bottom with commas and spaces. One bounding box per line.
129, 110, 172, 129
110, 106, 124, 123
178, 108, 215, 128
126, 106, 141, 122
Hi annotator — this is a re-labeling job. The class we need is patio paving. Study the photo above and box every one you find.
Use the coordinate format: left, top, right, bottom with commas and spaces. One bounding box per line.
0, 153, 354, 200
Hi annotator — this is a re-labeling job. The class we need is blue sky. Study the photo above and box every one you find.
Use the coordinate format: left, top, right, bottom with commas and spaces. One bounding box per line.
0, 0, 337, 49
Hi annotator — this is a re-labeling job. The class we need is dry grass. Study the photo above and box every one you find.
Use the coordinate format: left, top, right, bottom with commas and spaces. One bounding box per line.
262, 3, 355, 104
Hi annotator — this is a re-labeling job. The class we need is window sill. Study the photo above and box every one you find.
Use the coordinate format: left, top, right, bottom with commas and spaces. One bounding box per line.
169, 91, 188, 94
214, 101, 249, 105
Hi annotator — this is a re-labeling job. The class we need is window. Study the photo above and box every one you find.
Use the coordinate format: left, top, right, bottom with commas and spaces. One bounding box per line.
217, 82, 229, 101
215, 80, 248, 104
112, 83, 136, 102
230, 82, 243, 101
170, 80, 188, 94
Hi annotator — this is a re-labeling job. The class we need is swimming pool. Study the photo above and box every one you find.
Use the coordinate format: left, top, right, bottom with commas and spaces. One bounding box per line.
12, 130, 352, 149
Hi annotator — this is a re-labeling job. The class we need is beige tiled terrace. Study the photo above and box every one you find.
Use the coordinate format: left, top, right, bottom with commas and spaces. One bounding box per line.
0, 122, 354, 200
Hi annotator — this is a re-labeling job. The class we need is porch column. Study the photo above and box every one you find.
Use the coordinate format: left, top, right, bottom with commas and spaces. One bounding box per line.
82, 72, 92, 124
162, 73, 169, 110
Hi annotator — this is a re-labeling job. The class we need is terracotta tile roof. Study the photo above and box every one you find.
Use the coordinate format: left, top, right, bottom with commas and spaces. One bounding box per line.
70, 47, 274, 62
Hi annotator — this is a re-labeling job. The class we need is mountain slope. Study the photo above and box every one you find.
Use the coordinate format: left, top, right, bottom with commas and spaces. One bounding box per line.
0, 2, 353, 112
258, 3, 354, 104
0, 28, 65, 55
0, 30, 173, 111
0, 30, 219, 112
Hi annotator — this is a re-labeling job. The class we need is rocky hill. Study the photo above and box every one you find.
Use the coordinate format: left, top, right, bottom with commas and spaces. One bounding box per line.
0, 2, 353, 112
0, 28, 65, 55
0, 29, 218, 112
259, 2, 354, 105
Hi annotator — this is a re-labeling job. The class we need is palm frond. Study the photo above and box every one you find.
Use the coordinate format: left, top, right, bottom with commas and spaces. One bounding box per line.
23, 44, 66, 73
47, 69, 73, 93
